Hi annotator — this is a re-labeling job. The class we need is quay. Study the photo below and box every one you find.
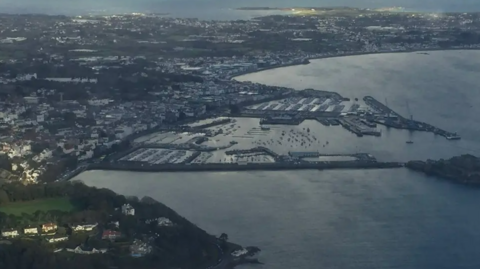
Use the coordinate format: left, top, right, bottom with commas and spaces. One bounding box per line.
339, 118, 381, 137
240, 109, 341, 119
363, 96, 460, 140
225, 147, 279, 158
87, 161, 404, 173
188, 118, 233, 130
260, 116, 304, 125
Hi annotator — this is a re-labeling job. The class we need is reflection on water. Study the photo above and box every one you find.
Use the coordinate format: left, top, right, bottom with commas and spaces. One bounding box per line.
76, 169, 480, 269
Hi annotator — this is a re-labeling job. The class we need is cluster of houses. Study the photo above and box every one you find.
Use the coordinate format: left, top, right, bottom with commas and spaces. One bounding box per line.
1, 200, 171, 257
0, 203, 149, 256
1, 203, 134, 238
0, 222, 96, 242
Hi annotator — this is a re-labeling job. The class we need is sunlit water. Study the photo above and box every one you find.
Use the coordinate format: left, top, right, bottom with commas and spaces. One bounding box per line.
75, 51, 480, 269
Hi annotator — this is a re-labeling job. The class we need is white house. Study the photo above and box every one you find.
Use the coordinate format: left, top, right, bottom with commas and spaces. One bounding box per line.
66, 246, 108, 254
71, 223, 98, 232
1, 229, 19, 238
24, 227, 38, 235
46, 236, 69, 243
121, 204, 135, 216
146, 217, 173, 227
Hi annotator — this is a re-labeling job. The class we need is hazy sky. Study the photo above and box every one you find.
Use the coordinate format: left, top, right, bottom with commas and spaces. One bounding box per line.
0, 0, 479, 17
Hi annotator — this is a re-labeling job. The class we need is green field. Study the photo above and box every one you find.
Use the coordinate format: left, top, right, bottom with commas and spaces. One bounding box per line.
0, 198, 75, 215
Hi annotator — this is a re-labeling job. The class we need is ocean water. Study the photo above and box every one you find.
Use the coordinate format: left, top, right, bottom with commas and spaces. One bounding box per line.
1, 0, 480, 19
77, 169, 480, 269
76, 51, 480, 269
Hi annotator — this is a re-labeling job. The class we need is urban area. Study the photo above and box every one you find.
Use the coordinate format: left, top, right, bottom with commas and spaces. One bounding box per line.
0, 7, 479, 268
1, 9, 476, 184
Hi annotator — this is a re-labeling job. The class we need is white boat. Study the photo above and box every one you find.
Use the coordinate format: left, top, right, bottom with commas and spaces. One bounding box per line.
446, 132, 461, 140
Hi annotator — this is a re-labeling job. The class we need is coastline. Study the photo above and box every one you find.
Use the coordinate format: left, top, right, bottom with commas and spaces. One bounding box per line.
65, 48, 479, 181
232, 47, 480, 81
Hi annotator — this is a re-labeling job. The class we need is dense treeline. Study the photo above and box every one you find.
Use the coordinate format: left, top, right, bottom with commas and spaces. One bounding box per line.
0, 181, 218, 269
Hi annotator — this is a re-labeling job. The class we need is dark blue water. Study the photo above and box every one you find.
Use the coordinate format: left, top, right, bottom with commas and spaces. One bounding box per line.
2, 0, 480, 19
78, 168, 480, 269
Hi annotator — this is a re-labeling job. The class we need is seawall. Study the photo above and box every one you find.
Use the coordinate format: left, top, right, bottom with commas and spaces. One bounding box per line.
87, 161, 404, 173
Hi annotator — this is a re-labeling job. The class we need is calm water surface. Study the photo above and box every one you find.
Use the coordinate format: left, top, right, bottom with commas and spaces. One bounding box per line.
77, 169, 480, 269
237, 50, 480, 161
76, 51, 480, 268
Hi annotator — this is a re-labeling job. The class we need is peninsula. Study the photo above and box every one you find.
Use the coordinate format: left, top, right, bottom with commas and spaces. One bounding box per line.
235, 6, 406, 14
406, 155, 480, 185
0, 180, 260, 269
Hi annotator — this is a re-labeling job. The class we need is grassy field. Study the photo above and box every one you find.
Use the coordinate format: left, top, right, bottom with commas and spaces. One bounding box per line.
0, 197, 75, 215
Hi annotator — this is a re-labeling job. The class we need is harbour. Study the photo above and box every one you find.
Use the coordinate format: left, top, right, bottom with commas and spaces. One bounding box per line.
76, 50, 480, 269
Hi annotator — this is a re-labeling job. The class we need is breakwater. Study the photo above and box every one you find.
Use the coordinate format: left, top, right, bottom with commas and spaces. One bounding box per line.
87, 161, 403, 173
364, 96, 460, 140
189, 118, 232, 130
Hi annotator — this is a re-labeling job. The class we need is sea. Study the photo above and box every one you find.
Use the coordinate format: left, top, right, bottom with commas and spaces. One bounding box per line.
75, 50, 480, 269
1, 0, 480, 19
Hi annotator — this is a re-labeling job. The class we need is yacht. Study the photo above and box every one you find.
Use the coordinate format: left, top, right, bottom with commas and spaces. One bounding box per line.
446, 132, 461, 140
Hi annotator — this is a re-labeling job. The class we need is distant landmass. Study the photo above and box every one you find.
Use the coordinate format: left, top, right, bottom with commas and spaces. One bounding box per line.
406, 155, 480, 185
235, 6, 358, 11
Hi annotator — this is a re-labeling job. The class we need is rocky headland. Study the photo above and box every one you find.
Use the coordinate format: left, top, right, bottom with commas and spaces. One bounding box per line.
406, 154, 480, 185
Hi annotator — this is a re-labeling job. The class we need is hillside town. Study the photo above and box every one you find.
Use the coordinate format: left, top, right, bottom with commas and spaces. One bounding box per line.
2, 10, 480, 183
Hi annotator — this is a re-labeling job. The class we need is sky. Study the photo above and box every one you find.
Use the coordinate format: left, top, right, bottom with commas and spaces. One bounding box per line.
0, 0, 479, 17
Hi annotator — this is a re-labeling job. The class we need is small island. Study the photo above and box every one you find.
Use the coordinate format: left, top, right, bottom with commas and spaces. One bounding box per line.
0, 181, 260, 269
406, 154, 480, 185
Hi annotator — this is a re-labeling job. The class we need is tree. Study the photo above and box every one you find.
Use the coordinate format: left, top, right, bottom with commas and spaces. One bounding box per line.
219, 233, 228, 241
178, 111, 187, 121
218, 233, 229, 251
229, 104, 241, 114
0, 155, 12, 171
0, 189, 10, 204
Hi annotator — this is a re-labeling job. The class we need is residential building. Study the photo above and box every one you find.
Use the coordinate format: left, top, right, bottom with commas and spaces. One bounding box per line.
46, 236, 69, 243
1, 229, 19, 238
102, 230, 122, 240
130, 239, 152, 257
42, 223, 57, 233
121, 203, 135, 216
146, 217, 174, 227
65, 246, 108, 254
71, 223, 98, 232
24, 227, 38, 235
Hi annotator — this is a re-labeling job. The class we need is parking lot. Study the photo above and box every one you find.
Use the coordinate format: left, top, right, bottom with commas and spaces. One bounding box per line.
120, 148, 196, 164
248, 97, 346, 113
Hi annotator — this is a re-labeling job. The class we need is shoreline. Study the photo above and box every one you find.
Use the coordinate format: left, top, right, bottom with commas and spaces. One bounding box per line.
232, 47, 480, 80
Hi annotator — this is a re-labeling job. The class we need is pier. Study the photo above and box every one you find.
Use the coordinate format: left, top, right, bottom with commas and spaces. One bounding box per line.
363, 96, 460, 140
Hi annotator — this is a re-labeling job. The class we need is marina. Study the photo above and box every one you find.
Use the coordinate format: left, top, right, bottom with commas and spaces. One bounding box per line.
363, 96, 461, 140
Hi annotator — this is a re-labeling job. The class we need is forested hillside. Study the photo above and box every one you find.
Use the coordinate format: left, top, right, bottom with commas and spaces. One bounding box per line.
0, 180, 222, 269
